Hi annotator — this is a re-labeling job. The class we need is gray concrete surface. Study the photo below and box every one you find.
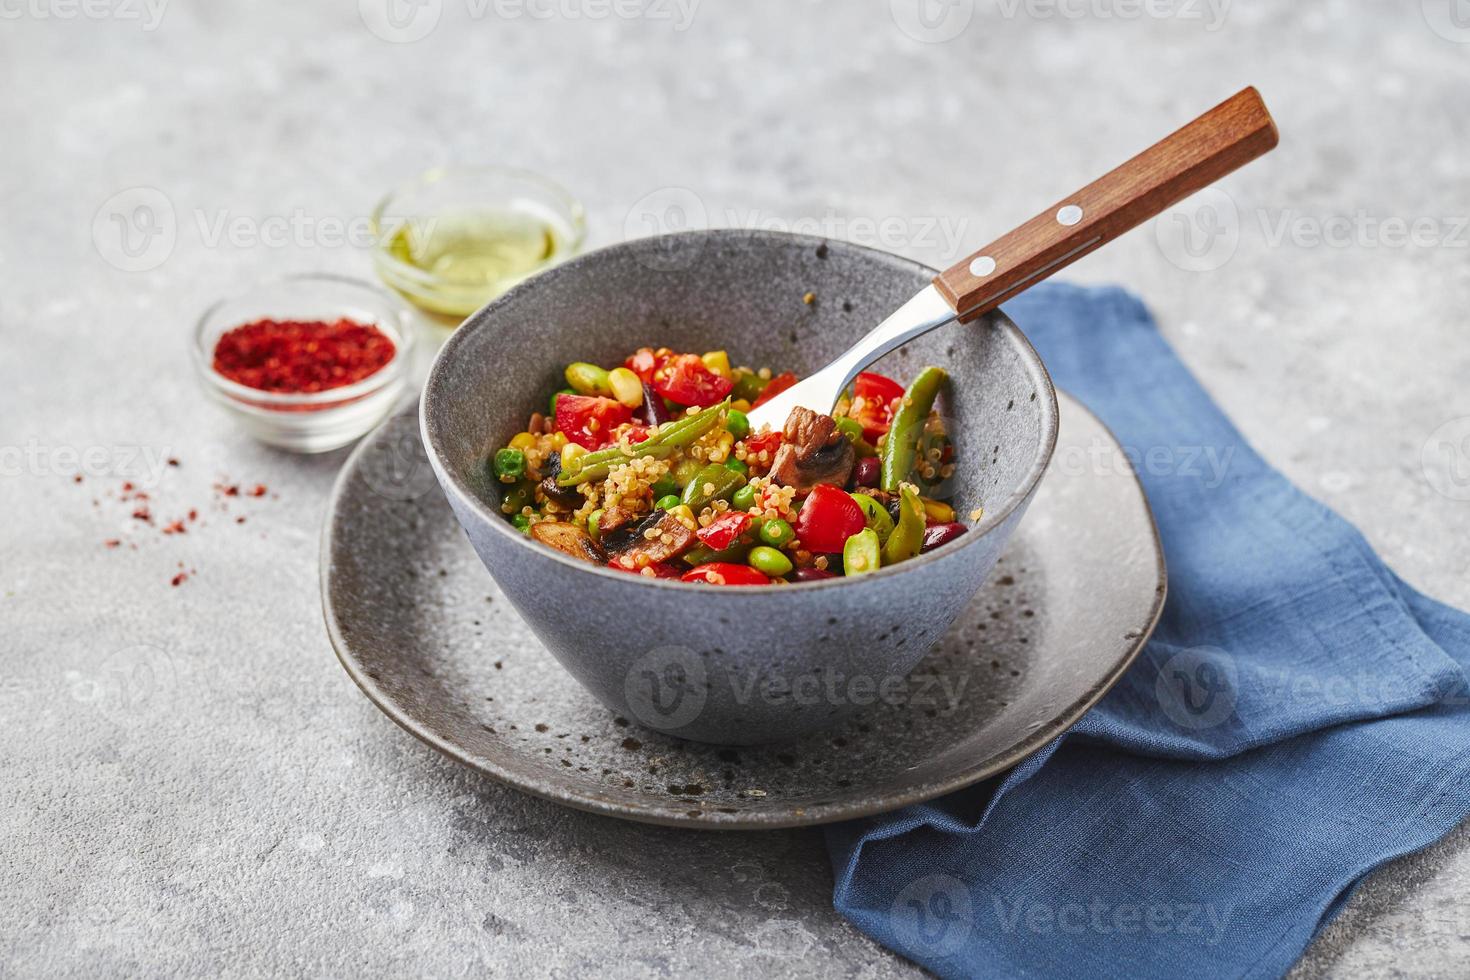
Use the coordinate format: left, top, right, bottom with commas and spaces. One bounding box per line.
4, 1, 1469, 976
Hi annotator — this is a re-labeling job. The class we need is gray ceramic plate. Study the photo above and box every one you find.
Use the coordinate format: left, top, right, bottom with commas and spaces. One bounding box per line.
322, 390, 1165, 829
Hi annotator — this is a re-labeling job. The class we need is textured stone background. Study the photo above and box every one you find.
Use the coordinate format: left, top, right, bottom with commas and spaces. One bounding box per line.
4, 0, 1469, 975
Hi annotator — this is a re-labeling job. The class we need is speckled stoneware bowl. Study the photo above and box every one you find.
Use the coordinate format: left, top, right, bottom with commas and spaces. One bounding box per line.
420, 230, 1059, 744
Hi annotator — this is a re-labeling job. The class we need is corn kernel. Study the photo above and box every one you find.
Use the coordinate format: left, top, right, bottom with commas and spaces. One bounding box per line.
509, 431, 536, 450
701, 350, 732, 380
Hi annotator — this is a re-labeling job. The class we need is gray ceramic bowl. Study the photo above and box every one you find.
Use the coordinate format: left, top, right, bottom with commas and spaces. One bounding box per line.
420, 230, 1058, 744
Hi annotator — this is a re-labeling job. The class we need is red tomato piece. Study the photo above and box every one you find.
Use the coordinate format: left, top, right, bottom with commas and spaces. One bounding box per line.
555, 394, 633, 450
741, 430, 783, 460
851, 371, 905, 442
795, 484, 867, 553
750, 371, 797, 408
608, 560, 683, 579
652, 353, 732, 407
620, 423, 651, 444
624, 347, 666, 383
680, 563, 770, 586
695, 511, 751, 550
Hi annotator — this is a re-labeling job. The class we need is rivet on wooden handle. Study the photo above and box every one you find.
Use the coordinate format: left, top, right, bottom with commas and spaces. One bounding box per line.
933, 87, 1279, 323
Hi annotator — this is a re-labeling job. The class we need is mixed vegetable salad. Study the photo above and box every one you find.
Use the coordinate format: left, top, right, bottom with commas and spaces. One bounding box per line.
486, 346, 974, 585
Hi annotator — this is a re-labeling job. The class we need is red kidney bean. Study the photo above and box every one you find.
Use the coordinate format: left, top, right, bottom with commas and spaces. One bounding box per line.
852, 456, 881, 487
793, 566, 838, 581
638, 382, 672, 426
921, 522, 968, 552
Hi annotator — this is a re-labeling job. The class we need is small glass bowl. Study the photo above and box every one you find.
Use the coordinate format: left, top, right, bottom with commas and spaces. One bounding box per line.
370, 166, 586, 319
193, 274, 414, 453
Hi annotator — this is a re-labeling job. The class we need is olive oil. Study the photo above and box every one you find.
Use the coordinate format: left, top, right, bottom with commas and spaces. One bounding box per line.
378, 207, 577, 318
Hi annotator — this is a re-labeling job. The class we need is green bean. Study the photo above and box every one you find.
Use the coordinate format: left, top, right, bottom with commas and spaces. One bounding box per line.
731, 484, 758, 511
758, 518, 795, 548
680, 462, 745, 510
843, 528, 881, 576
725, 409, 750, 441
492, 448, 526, 482
748, 546, 793, 577
880, 488, 925, 566
557, 399, 729, 486
850, 493, 895, 545
880, 367, 947, 492
833, 416, 876, 457
565, 362, 612, 396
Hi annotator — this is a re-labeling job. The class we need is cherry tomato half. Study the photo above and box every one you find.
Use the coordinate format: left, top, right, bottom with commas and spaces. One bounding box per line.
750, 371, 797, 409
851, 371, 905, 442
652, 353, 733, 407
795, 483, 867, 553
680, 562, 771, 586
555, 394, 633, 450
695, 511, 751, 550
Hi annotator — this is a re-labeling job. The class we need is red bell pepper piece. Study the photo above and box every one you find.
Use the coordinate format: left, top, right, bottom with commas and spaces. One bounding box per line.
695, 511, 751, 550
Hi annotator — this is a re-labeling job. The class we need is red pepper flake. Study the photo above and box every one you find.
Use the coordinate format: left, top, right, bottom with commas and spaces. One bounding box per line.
235, 516, 247, 524
171, 571, 188, 587
162, 520, 187, 535
188, 509, 198, 522
168, 457, 180, 467
73, 474, 83, 484
216, 483, 240, 497
212, 317, 396, 394
248, 484, 267, 498
132, 506, 152, 523
104, 539, 121, 549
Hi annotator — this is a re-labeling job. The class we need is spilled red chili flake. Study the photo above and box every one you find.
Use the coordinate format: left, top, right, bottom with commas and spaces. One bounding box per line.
212, 318, 395, 394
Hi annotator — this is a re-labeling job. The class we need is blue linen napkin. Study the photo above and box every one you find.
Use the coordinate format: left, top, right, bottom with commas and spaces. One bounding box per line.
827, 283, 1470, 979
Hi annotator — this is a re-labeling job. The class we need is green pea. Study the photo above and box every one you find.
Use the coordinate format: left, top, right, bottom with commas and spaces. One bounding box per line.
723, 457, 749, 477
725, 409, 750, 441
650, 474, 679, 499
549, 388, 575, 415
747, 545, 793, 578
565, 362, 612, 396
731, 484, 758, 511
587, 508, 604, 541
655, 494, 681, 511
492, 448, 526, 482
510, 514, 532, 534
758, 518, 795, 548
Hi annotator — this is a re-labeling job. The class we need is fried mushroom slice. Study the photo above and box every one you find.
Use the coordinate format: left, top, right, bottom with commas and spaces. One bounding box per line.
604, 510, 697, 569
768, 406, 855, 492
529, 522, 606, 564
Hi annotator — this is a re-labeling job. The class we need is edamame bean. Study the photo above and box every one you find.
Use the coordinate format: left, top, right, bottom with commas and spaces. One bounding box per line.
747, 546, 793, 577
758, 518, 795, 547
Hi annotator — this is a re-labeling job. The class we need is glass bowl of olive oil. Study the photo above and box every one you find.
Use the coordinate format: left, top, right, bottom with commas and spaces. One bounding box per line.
371, 167, 585, 320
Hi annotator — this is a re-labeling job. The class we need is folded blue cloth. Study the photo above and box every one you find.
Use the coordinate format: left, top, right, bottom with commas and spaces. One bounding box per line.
827, 283, 1470, 979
